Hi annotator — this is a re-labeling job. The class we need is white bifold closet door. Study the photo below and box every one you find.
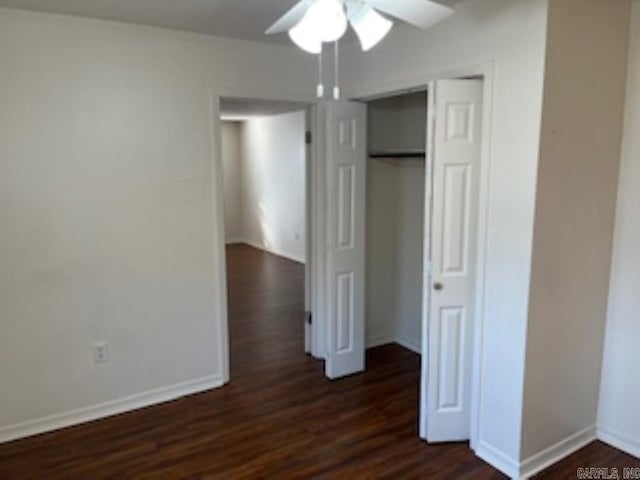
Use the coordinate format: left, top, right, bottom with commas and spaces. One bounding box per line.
322, 100, 367, 380
421, 79, 483, 442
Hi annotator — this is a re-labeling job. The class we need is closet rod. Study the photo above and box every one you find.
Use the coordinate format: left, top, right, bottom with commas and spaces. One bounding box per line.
368, 150, 426, 159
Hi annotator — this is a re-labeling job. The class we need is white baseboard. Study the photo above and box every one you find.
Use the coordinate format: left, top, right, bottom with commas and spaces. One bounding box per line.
519, 425, 596, 479
225, 237, 244, 245
396, 334, 421, 354
366, 333, 395, 349
366, 333, 421, 354
476, 440, 520, 479
0, 374, 223, 444
234, 238, 306, 264
598, 425, 640, 459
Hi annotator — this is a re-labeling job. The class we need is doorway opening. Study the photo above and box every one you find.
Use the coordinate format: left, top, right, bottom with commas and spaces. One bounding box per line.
365, 90, 428, 355
361, 78, 485, 446
216, 76, 488, 448
218, 96, 314, 379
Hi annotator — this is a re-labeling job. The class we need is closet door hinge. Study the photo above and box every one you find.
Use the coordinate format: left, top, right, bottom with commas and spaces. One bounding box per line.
305, 311, 313, 325
428, 108, 436, 126
305, 131, 312, 144
424, 261, 433, 276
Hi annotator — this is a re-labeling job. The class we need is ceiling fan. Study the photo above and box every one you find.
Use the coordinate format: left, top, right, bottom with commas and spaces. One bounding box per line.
265, 0, 455, 53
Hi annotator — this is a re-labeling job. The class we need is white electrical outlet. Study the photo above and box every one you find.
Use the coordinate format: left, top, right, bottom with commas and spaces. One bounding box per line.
93, 342, 109, 364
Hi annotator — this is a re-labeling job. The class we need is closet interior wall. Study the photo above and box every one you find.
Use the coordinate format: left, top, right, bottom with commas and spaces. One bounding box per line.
365, 92, 427, 354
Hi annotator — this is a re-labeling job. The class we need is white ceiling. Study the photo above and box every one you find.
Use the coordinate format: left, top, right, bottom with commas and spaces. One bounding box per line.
0, 0, 462, 44
220, 97, 310, 120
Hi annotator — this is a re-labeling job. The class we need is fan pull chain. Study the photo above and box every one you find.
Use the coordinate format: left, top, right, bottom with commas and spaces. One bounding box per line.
333, 40, 340, 100
317, 46, 324, 99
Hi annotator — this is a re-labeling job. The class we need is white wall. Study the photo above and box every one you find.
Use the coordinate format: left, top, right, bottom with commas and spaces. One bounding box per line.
521, 0, 630, 468
343, 0, 549, 469
0, 7, 315, 441
221, 122, 242, 242
365, 159, 399, 347
236, 111, 306, 263
365, 160, 425, 353
368, 92, 428, 153
598, 0, 640, 459
394, 163, 425, 352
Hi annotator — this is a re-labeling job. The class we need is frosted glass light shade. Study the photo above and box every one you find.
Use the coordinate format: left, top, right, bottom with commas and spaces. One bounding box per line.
307, 0, 348, 42
289, 0, 347, 53
289, 19, 322, 53
350, 4, 393, 51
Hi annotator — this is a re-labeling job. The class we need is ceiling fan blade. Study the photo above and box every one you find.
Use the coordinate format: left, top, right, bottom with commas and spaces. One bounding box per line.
367, 0, 454, 30
266, 0, 315, 35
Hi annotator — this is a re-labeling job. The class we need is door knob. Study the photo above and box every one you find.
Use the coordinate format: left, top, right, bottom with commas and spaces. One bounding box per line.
433, 282, 443, 291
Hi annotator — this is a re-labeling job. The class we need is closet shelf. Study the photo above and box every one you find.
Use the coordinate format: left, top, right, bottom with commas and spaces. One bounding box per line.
368, 150, 426, 159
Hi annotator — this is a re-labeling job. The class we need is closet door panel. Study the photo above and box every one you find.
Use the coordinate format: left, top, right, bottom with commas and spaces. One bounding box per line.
324, 100, 367, 380
421, 79, 483, 443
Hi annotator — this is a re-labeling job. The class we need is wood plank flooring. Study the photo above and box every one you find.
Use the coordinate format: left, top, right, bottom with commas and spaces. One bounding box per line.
0, 244, 637, 478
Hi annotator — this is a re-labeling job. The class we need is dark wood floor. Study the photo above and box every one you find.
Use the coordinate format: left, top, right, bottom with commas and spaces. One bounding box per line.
0, 244, 637, 478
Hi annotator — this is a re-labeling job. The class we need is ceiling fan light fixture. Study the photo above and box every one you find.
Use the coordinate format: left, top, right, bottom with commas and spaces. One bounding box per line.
349, 4, 393, 51
271, 0, 455, 96
307, 0, 348, 42
289, 17, 322, 53
289, 0, 348, 51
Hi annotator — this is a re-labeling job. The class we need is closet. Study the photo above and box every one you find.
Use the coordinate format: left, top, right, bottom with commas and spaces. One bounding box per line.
365, 91, 427, 354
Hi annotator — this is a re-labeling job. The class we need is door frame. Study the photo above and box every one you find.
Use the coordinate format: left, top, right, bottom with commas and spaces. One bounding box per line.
209, 87, 319, 385
347, 61, 495, 451
308, 104, 328, 360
